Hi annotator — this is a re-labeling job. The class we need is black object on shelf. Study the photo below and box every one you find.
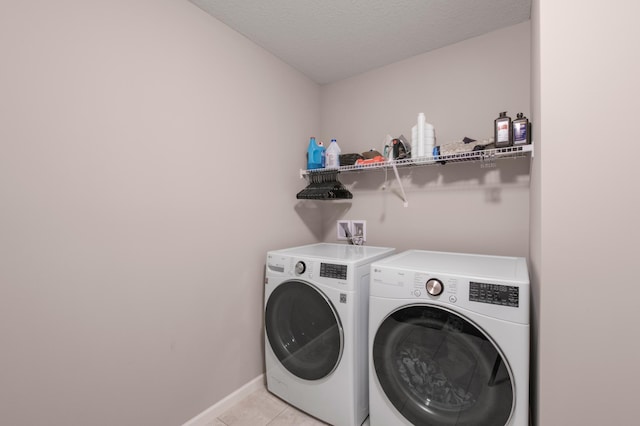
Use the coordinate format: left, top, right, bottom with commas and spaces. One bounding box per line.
296, 170, 353, 200
339, 153, 364, 166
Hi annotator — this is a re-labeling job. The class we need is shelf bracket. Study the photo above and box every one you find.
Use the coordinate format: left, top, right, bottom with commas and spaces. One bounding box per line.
390, 161, 409, 207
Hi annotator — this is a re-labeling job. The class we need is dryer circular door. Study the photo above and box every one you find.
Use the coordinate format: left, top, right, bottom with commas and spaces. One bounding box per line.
265, 280, 344, 381
372, 305, 514, 426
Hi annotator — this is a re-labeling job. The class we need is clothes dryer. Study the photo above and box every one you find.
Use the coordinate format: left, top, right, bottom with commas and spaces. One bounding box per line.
368, 250, 529, 426
265, 243, 395, 426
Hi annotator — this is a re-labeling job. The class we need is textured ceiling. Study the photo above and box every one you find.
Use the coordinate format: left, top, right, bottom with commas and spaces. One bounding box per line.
189, 0, 531, 85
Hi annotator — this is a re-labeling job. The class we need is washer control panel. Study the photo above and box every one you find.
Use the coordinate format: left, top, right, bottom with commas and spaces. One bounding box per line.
469, 281, 519, 307
320, 263, 348, 280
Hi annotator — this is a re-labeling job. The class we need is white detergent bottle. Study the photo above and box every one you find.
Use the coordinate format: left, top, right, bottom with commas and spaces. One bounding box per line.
417, 113, 425, 157
424, 122, 435, 162
411, 125, 418, 159
325, 139, 341, 168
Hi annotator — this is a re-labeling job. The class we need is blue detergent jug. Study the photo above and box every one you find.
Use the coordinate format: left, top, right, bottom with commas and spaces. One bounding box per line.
307, 137, 325, 170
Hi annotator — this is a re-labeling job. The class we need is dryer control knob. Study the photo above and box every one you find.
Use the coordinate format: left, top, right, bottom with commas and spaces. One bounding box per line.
426, 278, 444, 296
295, 261, 306, 275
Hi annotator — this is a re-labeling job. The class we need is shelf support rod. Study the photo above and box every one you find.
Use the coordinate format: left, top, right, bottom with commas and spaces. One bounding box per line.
390, 161, 409, 207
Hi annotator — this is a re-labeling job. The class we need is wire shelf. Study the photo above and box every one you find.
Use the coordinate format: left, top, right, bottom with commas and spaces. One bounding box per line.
300, 144, 533, 177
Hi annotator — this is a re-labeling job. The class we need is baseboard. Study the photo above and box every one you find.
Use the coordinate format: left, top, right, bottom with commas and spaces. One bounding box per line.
182, 374, 265, 426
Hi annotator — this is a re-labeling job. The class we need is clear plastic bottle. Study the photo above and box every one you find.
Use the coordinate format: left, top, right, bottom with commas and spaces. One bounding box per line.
325, 139, 341, 168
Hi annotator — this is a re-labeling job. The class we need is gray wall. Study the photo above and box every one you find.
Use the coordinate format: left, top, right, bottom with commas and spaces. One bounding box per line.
0, 1, 319, 425
532, 0, 639, 424
318, 22, 531, 257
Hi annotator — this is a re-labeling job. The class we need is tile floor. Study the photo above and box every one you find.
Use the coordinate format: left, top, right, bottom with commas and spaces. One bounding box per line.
205, 387, 329, 426
205, 387, 371, 426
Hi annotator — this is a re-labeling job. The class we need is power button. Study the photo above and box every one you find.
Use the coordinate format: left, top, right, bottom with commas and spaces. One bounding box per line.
413, 290, 421, 297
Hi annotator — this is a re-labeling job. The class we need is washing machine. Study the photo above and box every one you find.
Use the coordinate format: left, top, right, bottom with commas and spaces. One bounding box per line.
265, 243, 395, 426
368, 250, 529, 426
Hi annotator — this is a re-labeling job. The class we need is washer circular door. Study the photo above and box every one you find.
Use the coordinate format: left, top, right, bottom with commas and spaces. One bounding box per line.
372, 305, 514, 426
265, 280, 343, 381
